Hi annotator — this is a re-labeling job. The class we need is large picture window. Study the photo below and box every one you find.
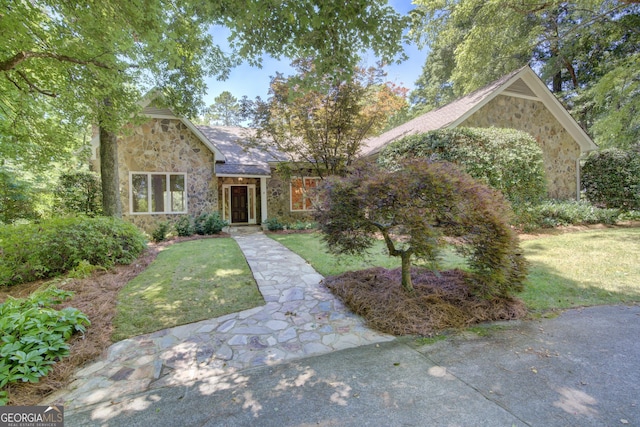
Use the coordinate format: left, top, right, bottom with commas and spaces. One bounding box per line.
130, 172, 187, 214
290, 177, 320, 211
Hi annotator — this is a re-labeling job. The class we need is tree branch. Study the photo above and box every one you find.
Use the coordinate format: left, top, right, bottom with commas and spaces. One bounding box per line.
16, 71, 57, 97
0, 51, 113, 72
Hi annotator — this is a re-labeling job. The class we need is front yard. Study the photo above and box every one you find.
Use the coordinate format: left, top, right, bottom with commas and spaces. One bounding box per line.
269, 226, 640, 313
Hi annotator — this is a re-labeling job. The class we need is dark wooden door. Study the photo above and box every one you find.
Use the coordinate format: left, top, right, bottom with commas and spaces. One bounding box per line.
231, 186, 248, 223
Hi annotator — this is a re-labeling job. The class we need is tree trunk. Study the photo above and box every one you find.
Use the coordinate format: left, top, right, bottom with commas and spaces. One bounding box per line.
400, 251, 414, 294
99, 125, 122, 218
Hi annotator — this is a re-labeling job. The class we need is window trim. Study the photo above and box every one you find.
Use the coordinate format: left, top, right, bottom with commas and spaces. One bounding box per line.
129, 172, 188, 215
290, 176, 320, 212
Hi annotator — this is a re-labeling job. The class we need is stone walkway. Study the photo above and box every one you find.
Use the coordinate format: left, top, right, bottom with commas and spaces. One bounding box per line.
43, 231, 393, 412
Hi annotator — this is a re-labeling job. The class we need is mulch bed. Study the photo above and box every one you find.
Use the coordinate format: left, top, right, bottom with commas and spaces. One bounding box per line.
0, 234, 231, 406
323, 267, 527, 336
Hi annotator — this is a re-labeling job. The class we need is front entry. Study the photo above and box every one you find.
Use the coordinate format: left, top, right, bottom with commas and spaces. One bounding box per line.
222, 183, 257, 225
231, 186, 248, 223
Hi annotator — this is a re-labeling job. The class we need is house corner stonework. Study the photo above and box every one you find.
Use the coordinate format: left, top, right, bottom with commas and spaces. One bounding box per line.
462, 95, 581, 199
115, 118, 218, 232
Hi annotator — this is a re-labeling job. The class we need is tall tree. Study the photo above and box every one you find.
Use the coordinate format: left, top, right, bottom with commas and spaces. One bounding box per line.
246, 59, 408, 178
200, 91, 242, 126
1, 0, 407, 216
409, 1, 639, 122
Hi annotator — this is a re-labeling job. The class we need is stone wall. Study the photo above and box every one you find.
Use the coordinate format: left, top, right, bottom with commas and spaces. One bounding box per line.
96, 118, 218, 233
461, 94, 581, 199
266, 168, 315, 223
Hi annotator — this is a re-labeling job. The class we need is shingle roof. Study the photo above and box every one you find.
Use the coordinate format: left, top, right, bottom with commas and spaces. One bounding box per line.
196, 126, 283, 176
362, 68, 527, 156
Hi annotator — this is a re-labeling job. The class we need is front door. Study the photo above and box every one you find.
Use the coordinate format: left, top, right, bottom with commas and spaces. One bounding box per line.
231, 186, 248, 223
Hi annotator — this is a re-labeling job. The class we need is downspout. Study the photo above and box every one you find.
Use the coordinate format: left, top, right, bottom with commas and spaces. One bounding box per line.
576, 158, 581, 201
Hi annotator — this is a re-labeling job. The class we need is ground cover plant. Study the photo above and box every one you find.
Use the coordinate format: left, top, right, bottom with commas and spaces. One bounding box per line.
270, 225, 640, 335
112, 238, 263, 340
0, 287, 89, 405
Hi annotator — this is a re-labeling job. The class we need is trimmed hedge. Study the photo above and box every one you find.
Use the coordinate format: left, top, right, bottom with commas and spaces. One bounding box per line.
582, 147, 640, 211
0, 217, 146, 286
378, 127, 547, 205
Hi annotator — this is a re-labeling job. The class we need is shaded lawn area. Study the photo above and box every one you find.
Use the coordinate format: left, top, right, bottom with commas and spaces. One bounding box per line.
268, 227, 640, 314
112, 238, 263, 340
519, 227, 640, 311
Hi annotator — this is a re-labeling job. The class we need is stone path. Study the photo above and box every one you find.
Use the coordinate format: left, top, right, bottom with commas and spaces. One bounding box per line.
43, 231, 393, 412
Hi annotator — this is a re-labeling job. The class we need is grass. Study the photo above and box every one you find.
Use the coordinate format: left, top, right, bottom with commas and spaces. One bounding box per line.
519, 228, 640, 311
112, 238, 263, 340
269, 228, 640, 312
268, 232, 468, 276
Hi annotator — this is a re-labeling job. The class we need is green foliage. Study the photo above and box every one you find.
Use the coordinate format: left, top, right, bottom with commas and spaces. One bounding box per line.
0, 286, 90, 393
264, 217, 285, 232
67, 260, 105, 280
194, 212, 228, 235
198, 91, 243, 126
287, 221, 317, 231
515, 200, 620, 231
174, 216, 194, 237
410, 0, 640, 149
53, 171, 102, 217
0, 168, 38, 225
151, 221, 171, 242
316, 159, 527, 297
247, 59, 408, 178
582, 148, 640, 211
0, 217, 146, 286
379, 128, 547, 206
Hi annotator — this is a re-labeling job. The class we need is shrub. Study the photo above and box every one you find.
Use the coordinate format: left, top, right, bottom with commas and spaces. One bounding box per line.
151, 221, 170, 242
316, 159, 527, 298
0, 216, 146, 286
264, 217, 285, 231
0, 287, 90, 396
515, 200, 620, 231
378, 127, 547, 206
582, 147, 640, 211
174, 216, 194, 237
194, 212, 228, 235
288, 220, 317, 230
53, 171, 102, 217
0, 168, 38, 224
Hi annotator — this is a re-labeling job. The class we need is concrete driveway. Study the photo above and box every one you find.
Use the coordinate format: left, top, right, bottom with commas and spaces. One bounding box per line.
66, 304, 640, 426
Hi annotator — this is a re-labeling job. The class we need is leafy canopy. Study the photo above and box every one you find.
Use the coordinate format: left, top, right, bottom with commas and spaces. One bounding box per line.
409, 0, 640, 148
246, 58, 408, 178
1, 0, 408, 169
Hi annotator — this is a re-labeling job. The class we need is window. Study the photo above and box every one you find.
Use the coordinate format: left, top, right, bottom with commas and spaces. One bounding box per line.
130, 172, 187, 214
290, 177, 320, 211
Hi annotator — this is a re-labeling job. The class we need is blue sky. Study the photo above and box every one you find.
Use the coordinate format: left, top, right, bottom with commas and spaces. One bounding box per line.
202, 1, 427, 107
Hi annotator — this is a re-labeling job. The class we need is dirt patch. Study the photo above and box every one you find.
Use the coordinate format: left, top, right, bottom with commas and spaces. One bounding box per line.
1, 233, 234, 405
323, 267, 526, 336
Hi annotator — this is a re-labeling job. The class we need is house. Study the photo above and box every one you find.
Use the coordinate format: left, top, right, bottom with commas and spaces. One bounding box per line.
91, 95, 318, 232
361, 65, 598, 200
92, 66, 597, 232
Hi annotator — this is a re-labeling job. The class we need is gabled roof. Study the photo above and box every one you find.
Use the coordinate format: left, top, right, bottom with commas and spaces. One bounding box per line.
362, 65, 597, 156
196, 126, 283, 176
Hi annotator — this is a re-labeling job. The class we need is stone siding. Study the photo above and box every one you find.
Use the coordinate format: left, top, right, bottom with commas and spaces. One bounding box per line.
100, 118, 218, 232
462, 94, 580, 199
266, 168, 315, 223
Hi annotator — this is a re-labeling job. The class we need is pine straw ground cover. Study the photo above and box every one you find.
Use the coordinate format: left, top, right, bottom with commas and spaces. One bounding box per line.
0, 235, 225, 406
323, 267, 526, 336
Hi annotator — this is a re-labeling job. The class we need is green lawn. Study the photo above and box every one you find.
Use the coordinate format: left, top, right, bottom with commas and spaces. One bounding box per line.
268, 232, 468, 276
112, 238, 263, 340
269, 228, 640, 312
